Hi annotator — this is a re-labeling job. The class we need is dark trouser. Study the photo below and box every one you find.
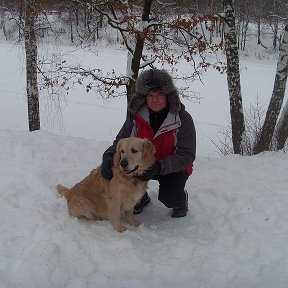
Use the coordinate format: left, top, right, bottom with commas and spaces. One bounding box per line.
154, 172, 189, 208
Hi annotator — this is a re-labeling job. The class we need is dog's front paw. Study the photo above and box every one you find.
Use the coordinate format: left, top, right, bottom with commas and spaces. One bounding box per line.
114, 224, 127, 233
127, 217, 141, 227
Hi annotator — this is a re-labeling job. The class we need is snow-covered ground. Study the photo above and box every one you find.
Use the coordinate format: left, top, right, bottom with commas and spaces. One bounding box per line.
0, 129, 288, 288
1, 40, 288, 288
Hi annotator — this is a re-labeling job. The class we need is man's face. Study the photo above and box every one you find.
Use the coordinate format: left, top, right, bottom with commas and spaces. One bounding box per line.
146, 92, 167, 112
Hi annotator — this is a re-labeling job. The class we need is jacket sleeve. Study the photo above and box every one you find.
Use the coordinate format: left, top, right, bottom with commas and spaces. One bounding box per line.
158, 110, 196, 175
102, 116, 135, 157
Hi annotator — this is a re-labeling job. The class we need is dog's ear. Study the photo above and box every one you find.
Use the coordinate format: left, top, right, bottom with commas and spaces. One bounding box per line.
142, 138, 156, 159
114, 139, 123, 165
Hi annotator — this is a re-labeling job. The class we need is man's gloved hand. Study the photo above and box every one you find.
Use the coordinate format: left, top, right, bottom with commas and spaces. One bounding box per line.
101, 152, 114, 180
135, 161, 161, 181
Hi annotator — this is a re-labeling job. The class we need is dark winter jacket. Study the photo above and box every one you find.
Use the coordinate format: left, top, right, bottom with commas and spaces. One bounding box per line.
103, 103, 196, 175
102, 69, 196, 176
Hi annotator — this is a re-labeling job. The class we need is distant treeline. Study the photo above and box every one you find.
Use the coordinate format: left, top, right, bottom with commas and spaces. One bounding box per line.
0, 0, 287, 50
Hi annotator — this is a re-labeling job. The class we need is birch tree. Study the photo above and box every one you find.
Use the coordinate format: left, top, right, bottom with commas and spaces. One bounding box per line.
24, 0, 40, 131
223, 0, 245, 154
254, 20, 288, 154
274, 99, 288, 150
273, 21, 288, 154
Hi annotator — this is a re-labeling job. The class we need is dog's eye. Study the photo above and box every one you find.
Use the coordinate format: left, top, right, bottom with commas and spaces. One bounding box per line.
131, 148, 137, 153
121, 149, 124, 154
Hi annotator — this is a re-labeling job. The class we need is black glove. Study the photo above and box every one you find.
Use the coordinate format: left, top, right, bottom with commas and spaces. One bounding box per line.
101, 152, 114, 180
135, 161, 161, 181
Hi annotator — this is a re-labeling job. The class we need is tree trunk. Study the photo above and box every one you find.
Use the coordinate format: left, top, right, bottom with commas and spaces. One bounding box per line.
0, 10, 7, 41
273, 19, 279, 50
254, 21, 288, 154
70, 10, 74, 43
125, 0, 153, 103
24, 0, 40, 131
223, 0, 245, 154
272, 0, 279, 51
257, 18, 261, 45
274, 98, 288, 150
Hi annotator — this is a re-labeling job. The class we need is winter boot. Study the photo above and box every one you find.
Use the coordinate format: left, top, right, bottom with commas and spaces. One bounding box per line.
133, 192, 151, 214
171, 190, 188, 218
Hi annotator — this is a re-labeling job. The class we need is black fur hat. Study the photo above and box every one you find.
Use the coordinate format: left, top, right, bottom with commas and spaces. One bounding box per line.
128, 69, 181, 113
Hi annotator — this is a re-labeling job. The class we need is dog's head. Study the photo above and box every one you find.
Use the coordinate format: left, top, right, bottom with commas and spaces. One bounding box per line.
114, 137, 156, 176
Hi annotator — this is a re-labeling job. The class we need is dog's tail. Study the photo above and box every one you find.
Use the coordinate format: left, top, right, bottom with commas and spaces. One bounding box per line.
56, 184, 71, 199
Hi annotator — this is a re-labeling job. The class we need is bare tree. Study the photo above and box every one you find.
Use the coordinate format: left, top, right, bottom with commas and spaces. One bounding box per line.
223, 0, 245, 154
58, 0, 156, 103
23, 0, 40, 131
47, 0, 222, 105
254, 20, 288, 154
237, 0, 250, 51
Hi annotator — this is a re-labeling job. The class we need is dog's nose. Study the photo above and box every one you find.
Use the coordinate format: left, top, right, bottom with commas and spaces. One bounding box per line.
120, 159, 128, 169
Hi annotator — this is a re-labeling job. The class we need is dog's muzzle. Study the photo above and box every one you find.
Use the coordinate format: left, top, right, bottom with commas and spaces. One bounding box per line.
120, 159, 139, 174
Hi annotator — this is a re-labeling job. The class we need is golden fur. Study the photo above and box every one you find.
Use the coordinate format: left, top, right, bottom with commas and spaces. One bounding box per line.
57, 137, 155, 232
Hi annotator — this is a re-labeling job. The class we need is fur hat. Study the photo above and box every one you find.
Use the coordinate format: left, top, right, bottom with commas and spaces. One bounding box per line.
128, 69, 181, 113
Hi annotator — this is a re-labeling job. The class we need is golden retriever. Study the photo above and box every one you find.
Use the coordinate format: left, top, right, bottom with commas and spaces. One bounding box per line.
57, 137, 155, 232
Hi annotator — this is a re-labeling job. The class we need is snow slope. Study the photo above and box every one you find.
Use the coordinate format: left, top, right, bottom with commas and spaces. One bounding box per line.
0, 129, 288, 288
